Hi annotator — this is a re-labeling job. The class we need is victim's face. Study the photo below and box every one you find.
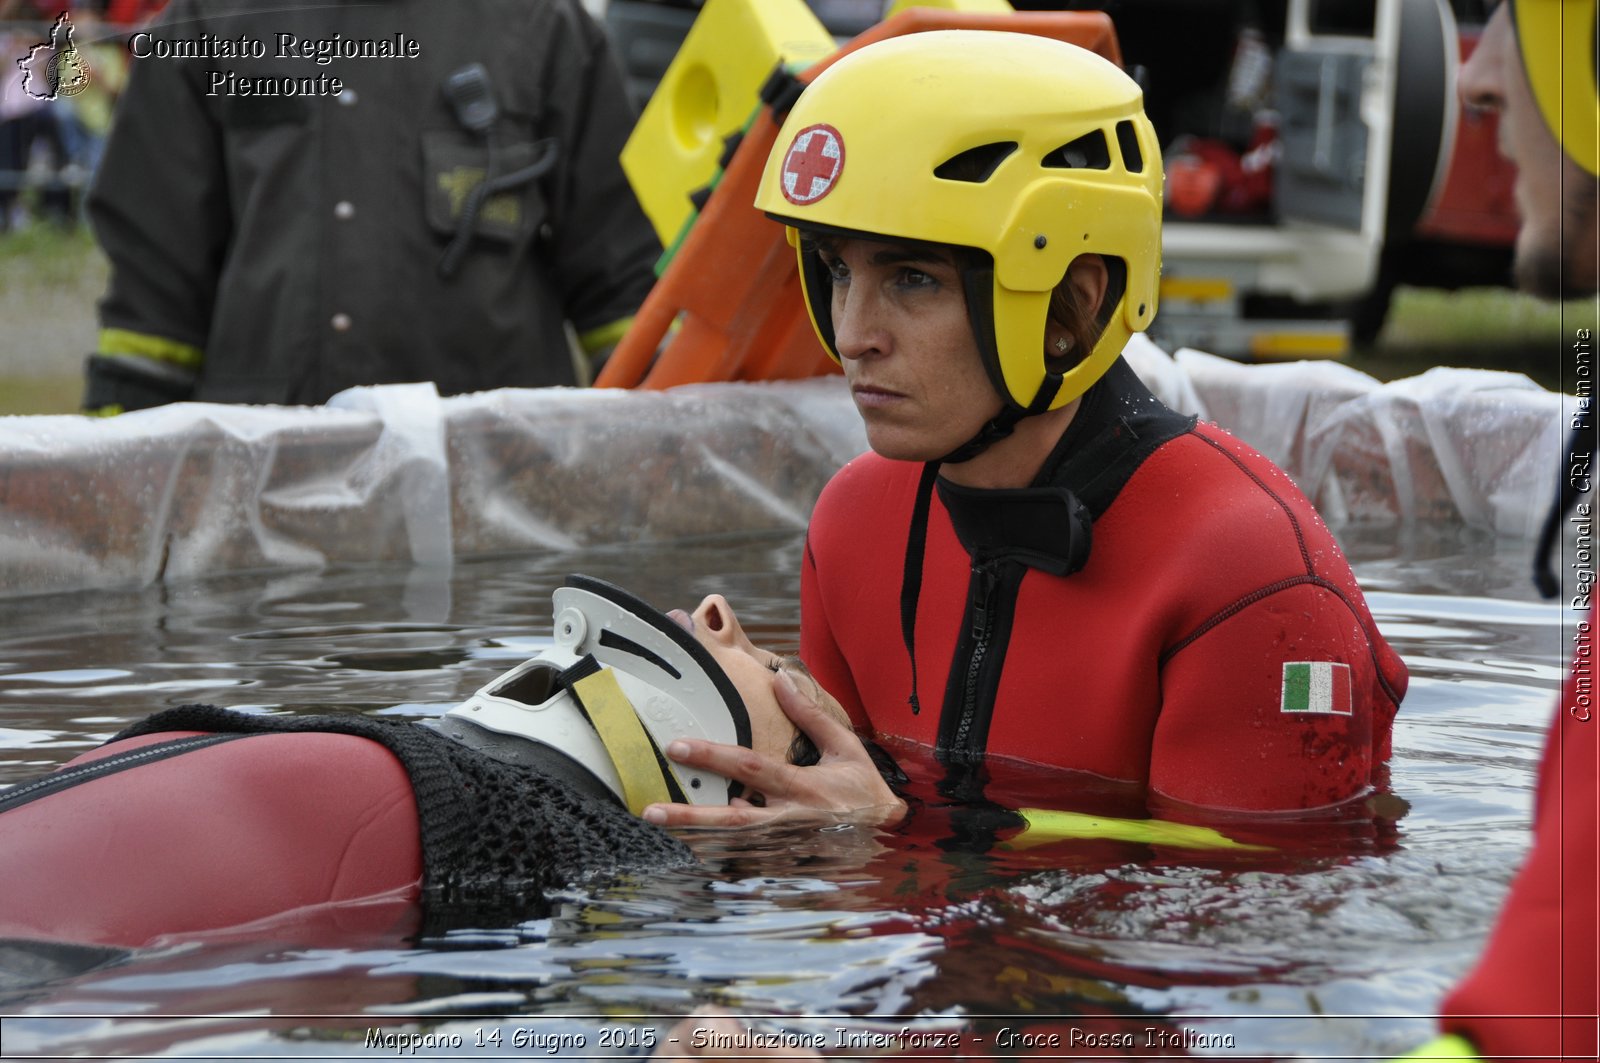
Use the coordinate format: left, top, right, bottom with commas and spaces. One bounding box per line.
668, 595, 834, 762
816, 237, 1004, 462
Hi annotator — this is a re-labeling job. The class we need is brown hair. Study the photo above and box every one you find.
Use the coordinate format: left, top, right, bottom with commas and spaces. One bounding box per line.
1046, 272, 1099, 368
1046, 253, 1128, 369
778, 656, 849, 767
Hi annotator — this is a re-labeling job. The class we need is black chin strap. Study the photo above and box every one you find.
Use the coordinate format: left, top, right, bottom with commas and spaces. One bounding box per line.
899, 462, 940, 715
934, 401, 1034, 466
897, 381, 1061, 714
1533, 418, 1596, 598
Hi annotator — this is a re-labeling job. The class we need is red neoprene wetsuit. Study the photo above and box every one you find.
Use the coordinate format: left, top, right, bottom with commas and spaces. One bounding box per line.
0, 731, 424, 948
801, 359, 1407, 812
0, 707, 691, 950
1441, 623, 1599, 1062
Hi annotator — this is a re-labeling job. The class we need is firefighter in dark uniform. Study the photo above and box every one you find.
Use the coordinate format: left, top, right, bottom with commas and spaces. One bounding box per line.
82, 0, 660, 411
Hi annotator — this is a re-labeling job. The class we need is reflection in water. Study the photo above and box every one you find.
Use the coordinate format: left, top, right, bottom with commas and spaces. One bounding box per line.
0, 528, 1566, 1058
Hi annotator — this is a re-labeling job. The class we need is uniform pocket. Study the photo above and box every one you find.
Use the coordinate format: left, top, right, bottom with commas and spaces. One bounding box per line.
422, 129, 553, 246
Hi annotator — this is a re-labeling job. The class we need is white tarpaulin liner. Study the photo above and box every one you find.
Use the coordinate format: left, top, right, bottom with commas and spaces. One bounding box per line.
1142, 343, 1565, 538
0, 339, 1565, 597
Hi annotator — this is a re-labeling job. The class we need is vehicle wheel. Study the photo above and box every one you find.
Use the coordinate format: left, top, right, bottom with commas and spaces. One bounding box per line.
1349, 250, 1402, 346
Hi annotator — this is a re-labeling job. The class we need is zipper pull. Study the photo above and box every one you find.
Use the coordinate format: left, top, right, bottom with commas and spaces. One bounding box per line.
970, 564, 998, 640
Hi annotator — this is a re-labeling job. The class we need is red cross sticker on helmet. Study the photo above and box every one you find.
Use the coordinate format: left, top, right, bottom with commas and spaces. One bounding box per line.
780, 123, 845, 205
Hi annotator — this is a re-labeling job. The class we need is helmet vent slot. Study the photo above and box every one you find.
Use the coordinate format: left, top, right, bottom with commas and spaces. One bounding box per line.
1042, 130, 1110, 170
1115, 120, 1144, 173
934, 141, 1017, 182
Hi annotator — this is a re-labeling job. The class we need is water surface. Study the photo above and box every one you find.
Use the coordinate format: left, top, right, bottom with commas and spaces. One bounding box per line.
0, 528, 1566, 1059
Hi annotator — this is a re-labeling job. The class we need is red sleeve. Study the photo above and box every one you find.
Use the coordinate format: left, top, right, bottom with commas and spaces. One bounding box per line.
0, 733, 420, 948
800, 529, 867, 730
1440, 655, 1599, 1062
1149, 581, 1405, 811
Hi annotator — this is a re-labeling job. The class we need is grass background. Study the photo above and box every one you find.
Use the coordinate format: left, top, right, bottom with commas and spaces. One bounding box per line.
1, 227, 106, 415
0, 225, 1588, 416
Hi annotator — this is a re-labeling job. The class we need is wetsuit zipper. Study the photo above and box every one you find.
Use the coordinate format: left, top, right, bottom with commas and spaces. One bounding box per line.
937, 560, 1018, 775
0, 734, 247, 815
959, 564, 1000, 738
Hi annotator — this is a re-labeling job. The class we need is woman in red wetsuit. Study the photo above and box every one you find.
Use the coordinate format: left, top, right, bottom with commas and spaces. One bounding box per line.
645, 29, 1406, 827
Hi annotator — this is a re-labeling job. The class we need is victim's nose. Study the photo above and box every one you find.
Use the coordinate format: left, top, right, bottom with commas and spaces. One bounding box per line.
691, 594, 744, 645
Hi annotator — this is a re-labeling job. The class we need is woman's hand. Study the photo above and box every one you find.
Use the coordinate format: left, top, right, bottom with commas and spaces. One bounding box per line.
643, 670, 907, 829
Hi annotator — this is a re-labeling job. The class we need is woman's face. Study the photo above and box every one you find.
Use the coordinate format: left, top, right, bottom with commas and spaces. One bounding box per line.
668, 595, 835, 761
815, 237, 1004, 462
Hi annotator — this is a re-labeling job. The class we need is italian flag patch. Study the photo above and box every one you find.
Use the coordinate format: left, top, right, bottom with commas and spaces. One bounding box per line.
1280, 662, 1352, 715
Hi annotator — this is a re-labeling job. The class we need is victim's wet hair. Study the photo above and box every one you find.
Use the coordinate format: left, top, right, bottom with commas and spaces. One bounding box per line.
773, 655, 840, 767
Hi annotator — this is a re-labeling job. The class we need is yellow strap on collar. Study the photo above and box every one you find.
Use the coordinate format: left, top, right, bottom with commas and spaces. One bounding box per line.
1009, 809, 1271, 852
571, 667, 672, 815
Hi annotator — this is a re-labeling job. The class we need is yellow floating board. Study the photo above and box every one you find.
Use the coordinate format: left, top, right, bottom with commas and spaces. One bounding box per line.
620, 0, 835, 252
1008, 808, 1270, 851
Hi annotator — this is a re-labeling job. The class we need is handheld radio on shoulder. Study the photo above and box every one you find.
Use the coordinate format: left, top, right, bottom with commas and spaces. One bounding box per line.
442, 62, 497, 133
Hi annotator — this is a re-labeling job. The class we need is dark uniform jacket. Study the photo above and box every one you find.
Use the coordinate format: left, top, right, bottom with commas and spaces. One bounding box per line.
86, 0, 660, 408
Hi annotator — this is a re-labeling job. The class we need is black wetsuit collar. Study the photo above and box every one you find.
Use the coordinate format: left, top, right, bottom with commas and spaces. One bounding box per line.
934, 357, 1194, 571
936, 481, 1091, 576
1028, 355, 1194, 515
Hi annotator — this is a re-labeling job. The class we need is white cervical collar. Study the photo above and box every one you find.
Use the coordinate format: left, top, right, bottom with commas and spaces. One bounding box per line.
443, 575, 751, 812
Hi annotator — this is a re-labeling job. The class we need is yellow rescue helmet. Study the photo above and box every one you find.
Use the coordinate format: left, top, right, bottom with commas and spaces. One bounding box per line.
755, 29, 1163, 412
1513, 0, 1599, 176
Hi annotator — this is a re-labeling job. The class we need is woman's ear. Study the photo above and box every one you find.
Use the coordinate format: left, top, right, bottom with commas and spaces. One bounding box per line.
1066, 253, 1109, 321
